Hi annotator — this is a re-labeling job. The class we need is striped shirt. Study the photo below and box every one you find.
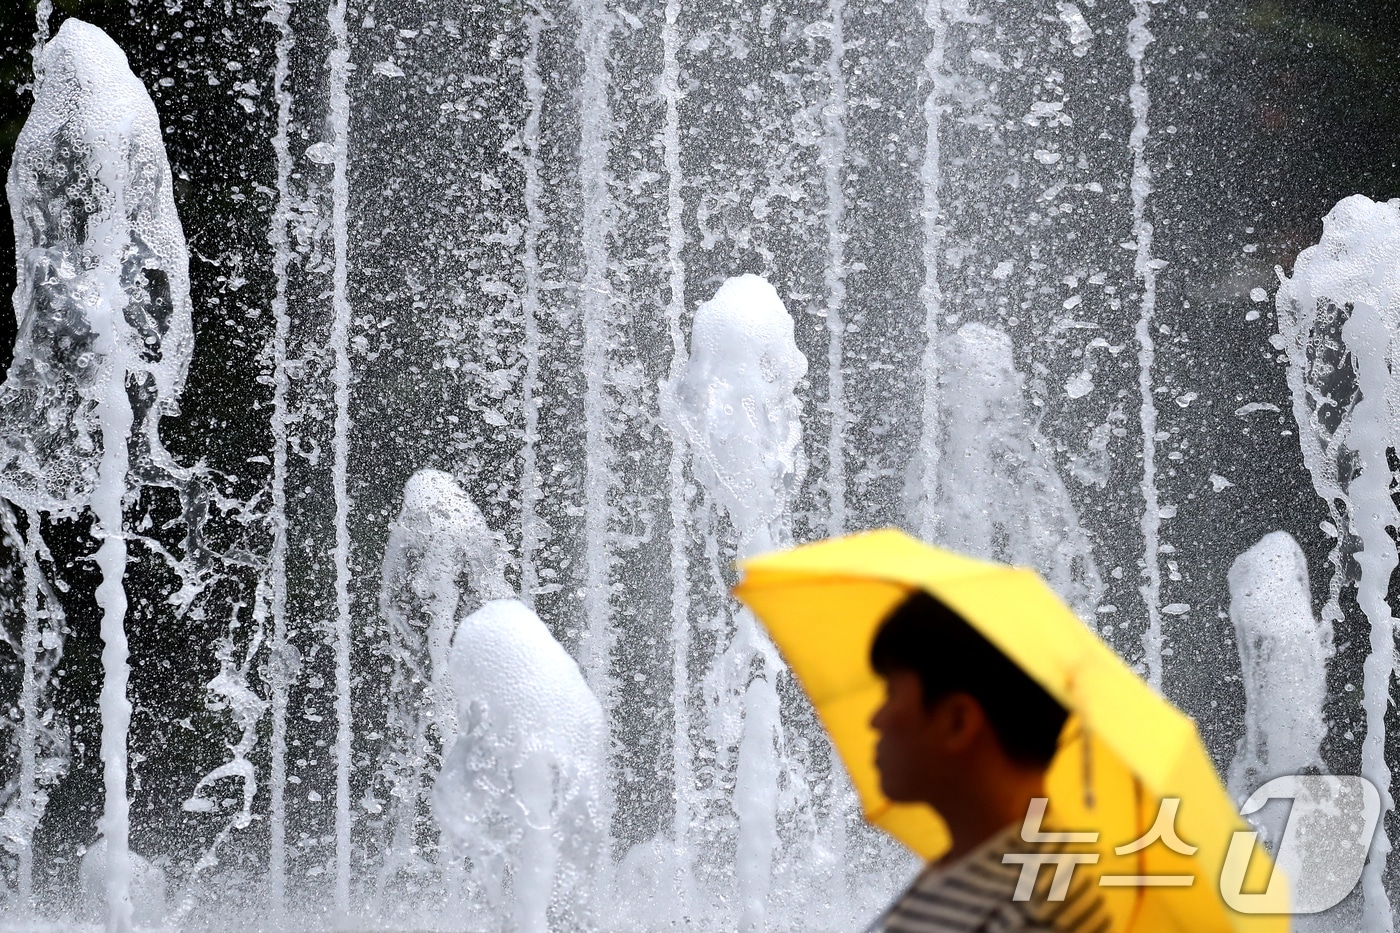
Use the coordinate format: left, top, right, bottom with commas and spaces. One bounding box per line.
870, 824, 1111, 933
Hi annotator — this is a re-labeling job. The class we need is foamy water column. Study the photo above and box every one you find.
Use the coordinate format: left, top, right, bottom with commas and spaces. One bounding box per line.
1126, 0, 1165, 690
677, 274, 808, 932
657, 0, 696, 913
677, 276, 807, 556
928, 324, 1103, 619
323, 0, 356, 911
1, 14, 65, 914
1226, 533, 1328, 804
263, 0, 296, 912
5, 19, 191, 933
433, 599, 609, 933
1225, 531, 1336, 929
2, 18, 192, 513
77, 839, 166, 928
378, 469, 511, 880
1276, 194, 1400, 933
915, 0, 949, 544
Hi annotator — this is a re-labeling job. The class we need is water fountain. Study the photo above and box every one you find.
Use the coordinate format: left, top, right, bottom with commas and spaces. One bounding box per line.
0, 2, 1397, 932
2, 17, 194, 931
1275, 195, 1400, 929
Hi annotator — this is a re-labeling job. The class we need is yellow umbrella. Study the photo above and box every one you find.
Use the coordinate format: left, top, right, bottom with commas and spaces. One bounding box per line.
733, 528, 1287, 933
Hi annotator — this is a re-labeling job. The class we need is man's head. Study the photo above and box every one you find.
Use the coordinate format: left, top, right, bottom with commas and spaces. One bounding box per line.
868, 590, 1068, 807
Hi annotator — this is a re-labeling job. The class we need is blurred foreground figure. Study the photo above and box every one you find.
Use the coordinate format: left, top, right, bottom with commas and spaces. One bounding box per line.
733, 531, 1285, 932
866, 592, 1108, 933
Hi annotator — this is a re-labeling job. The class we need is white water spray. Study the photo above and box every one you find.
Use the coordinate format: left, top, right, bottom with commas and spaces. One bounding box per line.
678, 276, 807, 558
1276, 195, 1400, 932
575, 0, 617, 706
78, 839, 165, 928
379, 469, 512, 864
31, 2, 51, 72
928, 324, 1103, 617
433, 599, 609, 933
1339, 301, 1395, 933
6, 25, 59, 913
8, 3, 1400, 928
0, 508, 40, 907
91, 71, 141, 933
0, 505, 66, 911
1226, 531, 1329, 805
324, 0, 355, 910
178, 606, 267, 905
264, 0, 295, 912
658, 0, 696, 906
1126, 0, 1163, 686
1225, 530, 1333, 929
917, 0, 947, 543
678, 275, 807, 931
517, 7, 546, 609
6, 20, 192, 931
2, 28, 192, 515
820, 1, 849, 536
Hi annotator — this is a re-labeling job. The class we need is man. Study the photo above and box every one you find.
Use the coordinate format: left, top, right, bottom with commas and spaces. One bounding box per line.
866, 591, 1110, 933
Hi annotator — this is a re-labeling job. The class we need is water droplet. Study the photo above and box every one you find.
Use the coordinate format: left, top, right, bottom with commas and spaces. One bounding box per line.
1065, 371, 1094, 399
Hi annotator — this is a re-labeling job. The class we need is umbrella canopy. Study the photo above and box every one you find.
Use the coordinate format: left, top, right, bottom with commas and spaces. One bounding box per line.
733, 528, 1287, 933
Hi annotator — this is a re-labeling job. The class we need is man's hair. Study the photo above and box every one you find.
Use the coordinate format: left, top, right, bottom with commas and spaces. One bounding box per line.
870, 590, 1067, 767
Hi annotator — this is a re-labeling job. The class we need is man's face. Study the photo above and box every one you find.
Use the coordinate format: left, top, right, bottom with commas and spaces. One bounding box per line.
870, 669, 945, 803
871, 669, 986, 806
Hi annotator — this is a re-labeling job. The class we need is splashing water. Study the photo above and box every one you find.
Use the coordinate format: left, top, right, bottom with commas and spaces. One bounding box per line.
77, 839, 166, 929
5, 19, 191, 933
2, 19, 191, 514
263, 0, 295, 912
1276, 195, 1400, 933
1125, 0, 1164, 689
433, 598, 610, 933
382, 469, 512, 728
376, 468, 513, 885
1225, 530, 1343, 929
1226, 532, 1328, 804
0, 505, 67, 910
926, 323, 1103, 619
3, 5, 1399, 933
678, 275, 808, 557
676, 275, 856, 931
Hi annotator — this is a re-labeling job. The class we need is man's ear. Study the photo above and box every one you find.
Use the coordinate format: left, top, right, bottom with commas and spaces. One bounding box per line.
937, 692, 986, 754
